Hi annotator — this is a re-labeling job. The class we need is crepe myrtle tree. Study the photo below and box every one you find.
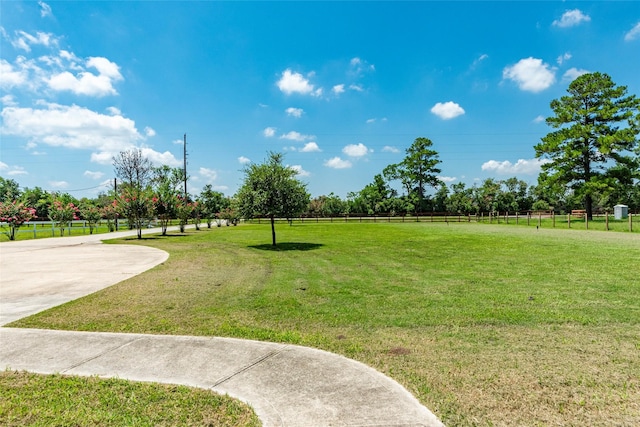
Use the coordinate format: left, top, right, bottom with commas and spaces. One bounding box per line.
113, 149, 154, 239
0, 201, 36, 240
236, 152, 310, 246
535, 72, 640, 220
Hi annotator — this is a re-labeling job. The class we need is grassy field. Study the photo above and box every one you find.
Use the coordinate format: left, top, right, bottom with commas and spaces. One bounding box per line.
8, 222, 640, 426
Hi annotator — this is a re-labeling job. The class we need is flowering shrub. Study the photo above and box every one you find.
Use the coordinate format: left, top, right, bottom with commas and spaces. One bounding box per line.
79, 203, 103, 234
0, 201, 36, 240
191, 201, 201, 230
115, 185, 154, 239
152, 193, 176, 235
218, 207, 240, 226
101, 201, 119, 232
48, 200, 79, 236
176, 196, 194, 232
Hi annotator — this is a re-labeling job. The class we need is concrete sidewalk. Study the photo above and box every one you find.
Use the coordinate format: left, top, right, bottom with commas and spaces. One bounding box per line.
0, 227, 444, 426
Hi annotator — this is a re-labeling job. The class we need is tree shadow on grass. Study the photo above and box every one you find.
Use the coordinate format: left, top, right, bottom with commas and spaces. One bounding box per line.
249, 242, 324, 251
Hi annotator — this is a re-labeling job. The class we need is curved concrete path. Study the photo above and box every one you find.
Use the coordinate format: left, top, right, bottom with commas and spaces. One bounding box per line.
0, 227, 444, 427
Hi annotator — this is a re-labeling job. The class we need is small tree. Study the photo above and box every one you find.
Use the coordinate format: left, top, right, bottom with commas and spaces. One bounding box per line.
236, 152, 310, 246
176, 196, 193, 233
113, 149, 153, 239
198, 185, 229, 228
79, 201, 102, 234
49, 199, 79, 236
0, 201, 36, 240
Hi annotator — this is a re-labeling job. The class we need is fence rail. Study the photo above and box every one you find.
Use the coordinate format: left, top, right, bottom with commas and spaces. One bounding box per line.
247, 210, 637, 232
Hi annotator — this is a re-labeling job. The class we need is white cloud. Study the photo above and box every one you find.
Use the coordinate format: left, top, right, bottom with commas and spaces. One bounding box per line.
0, 162, 28, 176
172, 138, 183, 145
48, 56, 123, 97
349, 84, 364, 92
562, 67, 590, 83
481, 158, 550, 175
276, 69, 321, 96
553, 9, 591, 28
144, 126, 156, 137
300, 142, 321, 152
106, 106, 121, 116
285, 107, 303, 118
199, 167, 218, 181
84, 170, 104, 180
139, 148, 181, 167
1, 95, 17, 106
557, 52, 572, 65
263, 127, 276, 138
471, 54, 489, 69
533, 115, 545, 124
503, 57, 556, 92
366, 118, 376, 124
10, 30, 57, 52
332, 84, 345, 94
625, 22, 640, 42
438, 176, 457, 183
39, 1, 53, 17
0, 59, 29, 90
324, 157, 352, 169
289, 165, 310, 177
349, 57, 375, 75
1, 102, 179, 167
280, 131, 313, 142
49, 180, 68, 188
382, 146, 400, 153
342, 143, 371, 157
431, 101, 466, 120
238, 156, 251, 164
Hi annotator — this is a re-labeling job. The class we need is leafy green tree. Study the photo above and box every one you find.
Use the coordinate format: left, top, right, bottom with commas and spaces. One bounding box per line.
198, 185, 229, 227
20, 186, 52, 219
446, 182, 474, 214
151, 165, 184, 235
0, 177, 21, 202
535, 72, 640, 220
236, 152, 310, 246
113, 149, 154, 239
383, 137, 442, 212
78, 199, 103, 234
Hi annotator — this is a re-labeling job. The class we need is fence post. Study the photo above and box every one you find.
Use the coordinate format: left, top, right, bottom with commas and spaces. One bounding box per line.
605, 210, 609, 231
568, 213, 571, 228
629, 212, 633, 232
516, 211, 519, 225
585, 213, 588, 230
506, 211, 508, 224
538, 212, 541, 228
552, 211, 555, 228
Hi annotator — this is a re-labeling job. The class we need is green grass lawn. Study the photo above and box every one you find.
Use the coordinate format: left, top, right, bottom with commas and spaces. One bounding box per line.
0, 371, 260, 427
8, 222, 640, 426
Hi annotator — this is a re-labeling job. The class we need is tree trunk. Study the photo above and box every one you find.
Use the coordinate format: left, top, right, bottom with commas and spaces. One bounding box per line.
585, 194, 593, 221
270, 215, 276, 246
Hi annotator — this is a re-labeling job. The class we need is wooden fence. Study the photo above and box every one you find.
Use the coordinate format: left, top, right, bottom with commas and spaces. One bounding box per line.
248, 210, 637, 233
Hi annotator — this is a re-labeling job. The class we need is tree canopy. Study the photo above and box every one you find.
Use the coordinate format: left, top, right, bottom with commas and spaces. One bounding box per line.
236, 152, 310, 246
383, 137, 442, 212
535, 72, 640, 219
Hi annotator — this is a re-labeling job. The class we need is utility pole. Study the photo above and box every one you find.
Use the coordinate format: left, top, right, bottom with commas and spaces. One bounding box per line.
114, 178, 118, 231
183, 133, 188, 200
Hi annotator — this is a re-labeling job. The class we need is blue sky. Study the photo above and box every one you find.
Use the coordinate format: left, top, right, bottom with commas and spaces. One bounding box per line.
1, 1, 639, 199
